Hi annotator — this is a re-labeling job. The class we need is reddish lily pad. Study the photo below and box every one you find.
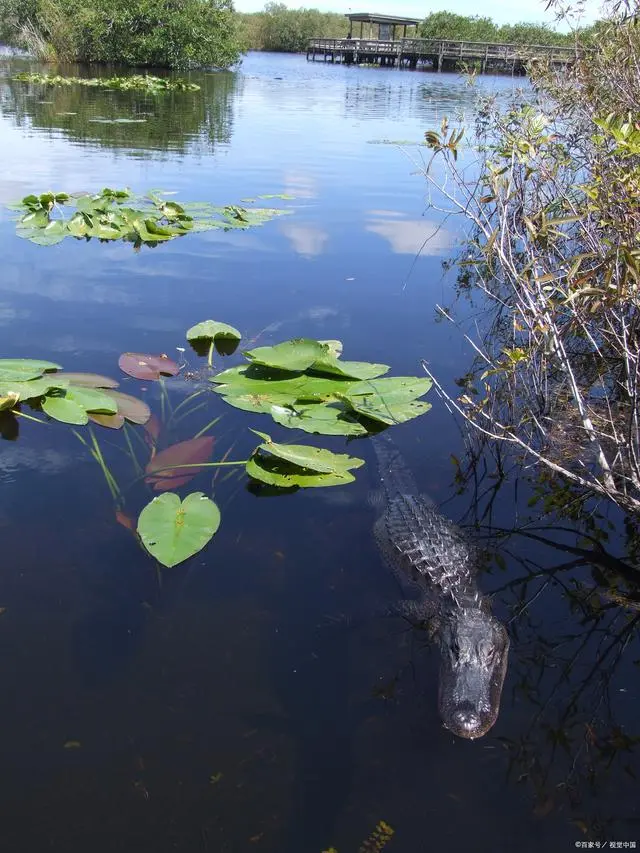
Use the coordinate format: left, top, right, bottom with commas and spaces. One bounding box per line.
105, 390, 151, 425
144, 413, 162, 447
145, 436, 214, 491
89, 412, 126, 429
63, 372, 120, 388
118, 352, 180, 381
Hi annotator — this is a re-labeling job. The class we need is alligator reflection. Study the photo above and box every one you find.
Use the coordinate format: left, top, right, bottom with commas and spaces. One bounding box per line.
0, 62, 238, 156
451, 438, 640, 842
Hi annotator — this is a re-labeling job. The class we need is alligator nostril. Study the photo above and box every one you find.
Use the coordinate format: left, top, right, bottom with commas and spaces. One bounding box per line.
450, 706, 482, 735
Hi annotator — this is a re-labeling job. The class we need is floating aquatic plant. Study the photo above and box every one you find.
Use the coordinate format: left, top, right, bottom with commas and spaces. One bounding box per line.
211, 337, 432, 435
8, 188, 291, 247
0, 323, 432, 568
13, 72, 200, 92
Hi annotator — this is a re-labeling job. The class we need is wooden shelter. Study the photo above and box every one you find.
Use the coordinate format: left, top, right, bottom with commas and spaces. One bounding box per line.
346, 12, 421, 41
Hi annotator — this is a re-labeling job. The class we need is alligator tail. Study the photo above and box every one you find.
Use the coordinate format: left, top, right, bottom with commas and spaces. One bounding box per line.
371, 434, 419, 500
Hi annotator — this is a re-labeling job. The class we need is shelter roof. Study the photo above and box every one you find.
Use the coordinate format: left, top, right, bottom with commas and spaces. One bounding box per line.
345, 12, 421, 26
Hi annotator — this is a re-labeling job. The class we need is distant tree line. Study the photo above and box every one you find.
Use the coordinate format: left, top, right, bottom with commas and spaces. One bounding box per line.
239, 6, 602, 53
238, 2, 347, 53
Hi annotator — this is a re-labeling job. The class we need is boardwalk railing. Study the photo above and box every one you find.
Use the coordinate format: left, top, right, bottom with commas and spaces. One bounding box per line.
307, 37, 580, 69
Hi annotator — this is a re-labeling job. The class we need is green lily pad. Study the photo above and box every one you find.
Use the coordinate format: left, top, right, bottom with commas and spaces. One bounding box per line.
0, 358, 62, 382
349, 399, 432, 425
0, 376, 68, 401
42, 395, 88, 424
186, 320, 241, 343
244, 339, 327, 371
137, 492, 221, 568
214, 390, 302, 414
246, 455, 361, 488
246, 431, 364, 488
318, 339, 343, 357
310, 355, 389, 380
270, 402, 368, 436
66, 387, 118, 414
344, 377, 433, 425
212, 366, 353, 402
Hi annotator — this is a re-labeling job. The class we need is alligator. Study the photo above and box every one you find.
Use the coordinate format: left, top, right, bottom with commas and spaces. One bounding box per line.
371, 435, 509, 739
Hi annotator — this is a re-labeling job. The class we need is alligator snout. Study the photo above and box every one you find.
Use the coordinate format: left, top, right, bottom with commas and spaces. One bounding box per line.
449, 703, 484, 738
438, 609, 510, 739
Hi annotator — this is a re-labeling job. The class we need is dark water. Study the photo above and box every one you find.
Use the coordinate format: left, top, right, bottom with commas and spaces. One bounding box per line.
0, 51, 638, 852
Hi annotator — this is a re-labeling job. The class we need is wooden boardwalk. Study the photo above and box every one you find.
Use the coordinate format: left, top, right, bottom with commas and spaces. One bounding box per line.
307, 37, 579, 73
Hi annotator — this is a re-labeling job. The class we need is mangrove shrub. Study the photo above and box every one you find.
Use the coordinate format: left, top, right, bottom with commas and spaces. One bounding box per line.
0, 0, 243, 68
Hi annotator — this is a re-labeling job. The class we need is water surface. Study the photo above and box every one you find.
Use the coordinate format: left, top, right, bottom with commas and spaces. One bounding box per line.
0, 51, 638, 853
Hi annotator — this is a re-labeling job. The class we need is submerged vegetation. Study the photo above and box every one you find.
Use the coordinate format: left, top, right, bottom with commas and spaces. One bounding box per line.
421, 7, 640, 515
9, 188, 290, 247
13, 72, 200, 91
0, 330, 432, 567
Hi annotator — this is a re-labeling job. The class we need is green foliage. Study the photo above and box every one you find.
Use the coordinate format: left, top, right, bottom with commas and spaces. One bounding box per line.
422, 15, 640, 513
0, 358, 149, 427
14, 72, 200, 91
239, 2, 348, 52
420, 12, 499, 42
246, 430, 364, 488
1, 327, 433, 568
137, 492, 221, 568
9, 188, 289, 247
0, 0, 242, 68
418, 11, 576, 45
211, 337, 432, 434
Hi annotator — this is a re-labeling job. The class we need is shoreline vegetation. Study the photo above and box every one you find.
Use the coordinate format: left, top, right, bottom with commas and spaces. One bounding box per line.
420, 3, 640, 516
0, 1, 605, 68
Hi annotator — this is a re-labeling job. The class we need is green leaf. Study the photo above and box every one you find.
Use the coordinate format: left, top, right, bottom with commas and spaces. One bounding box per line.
246, 454, 361, 488
251, 431, 365, 473
310, 355, 389, 380
186, 320, 241, 343
348, 398, 432, 425
137, 492, 221, 568
42, 395, 88, 425
212, 365, 354, 400
0, 358, 62, 381
270, 402, 368, 436
244, 339, 327, 371
66, 386, 118, 414
344, 377, 433, 425
0, 376, 68, 401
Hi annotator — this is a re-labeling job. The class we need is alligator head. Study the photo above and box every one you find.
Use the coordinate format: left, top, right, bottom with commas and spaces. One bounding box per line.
436, 601, 509, 739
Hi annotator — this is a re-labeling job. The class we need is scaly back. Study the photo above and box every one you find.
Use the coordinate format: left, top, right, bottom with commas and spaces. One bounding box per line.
371, 436, 478, 605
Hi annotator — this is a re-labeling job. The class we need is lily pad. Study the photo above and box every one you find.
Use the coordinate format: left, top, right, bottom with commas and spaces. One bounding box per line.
0, 358, 62, 382
246, 431, 364, 488
118, 352, 180, 381
310, 355, 389, 380
105, 390, 151, 425
145, 436, 214, 491
137, 492, 221, 568
186, 320, 241, 343
270, 403, 368, 436
244, 339, 327, 371
0, 376, 69, 402
344, 377, 433, 425
66, 387, 118, 414
89, 412, 125, 429
61, 372, 120, 388
42, 395, 88, 425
